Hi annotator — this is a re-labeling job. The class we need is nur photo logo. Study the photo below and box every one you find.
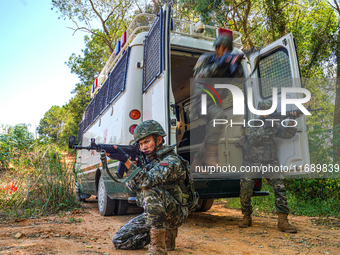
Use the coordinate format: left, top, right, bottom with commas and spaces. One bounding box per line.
197, 82, 312, 116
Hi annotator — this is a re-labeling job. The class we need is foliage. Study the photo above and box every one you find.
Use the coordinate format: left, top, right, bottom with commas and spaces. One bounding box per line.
0, 141, 78, 218
59, 86, 91, 149
67, 34, 112, 90
225, 182, 340, 218
51, 0, 133, 53
0, 124, 35, 170
37, 87, 91, 150
37, 106, 65, 146
330, 1, 340, 159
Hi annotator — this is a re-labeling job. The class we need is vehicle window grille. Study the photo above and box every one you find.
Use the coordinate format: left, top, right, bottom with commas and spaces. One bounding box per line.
77, 120, 84, 144
81, 47, 130, 132
142, 9, 164, 92
258, 49, 292, 98
96, 79, 109, 115
93, 92, 101, 122
107, 47, 131, 104
84, 99, 95, 130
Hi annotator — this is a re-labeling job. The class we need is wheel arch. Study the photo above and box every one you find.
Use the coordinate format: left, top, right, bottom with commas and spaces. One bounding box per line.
95, 168, 101, 193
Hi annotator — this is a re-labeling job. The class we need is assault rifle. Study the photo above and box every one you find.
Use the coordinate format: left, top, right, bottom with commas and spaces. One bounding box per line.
68, 136, 143, 179
265, 106, 323, 120
261, 106, 323, 128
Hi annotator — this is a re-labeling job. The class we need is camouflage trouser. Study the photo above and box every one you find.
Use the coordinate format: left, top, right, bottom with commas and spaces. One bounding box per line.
193, 105, 227, 163
240, 172, 290, 215
204, 105, 227, 145
112, 188, 188, 250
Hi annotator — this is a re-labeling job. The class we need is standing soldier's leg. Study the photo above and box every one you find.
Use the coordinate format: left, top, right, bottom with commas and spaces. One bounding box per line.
112, 213, 151, 249
266, 177, 289, 214
266, 178, 297, 233
239, 178, 255, 228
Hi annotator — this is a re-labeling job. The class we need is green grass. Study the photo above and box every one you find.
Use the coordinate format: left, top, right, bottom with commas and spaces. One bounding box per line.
0, 142, 79, 219
223, 182, 340, 218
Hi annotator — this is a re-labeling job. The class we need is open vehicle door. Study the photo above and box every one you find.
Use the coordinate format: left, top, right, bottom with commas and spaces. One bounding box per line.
248, 33, 310, 170
142, 4, 176, 145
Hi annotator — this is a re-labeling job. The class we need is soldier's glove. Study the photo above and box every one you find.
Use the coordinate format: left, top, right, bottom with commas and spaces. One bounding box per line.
107, 146, 129, 163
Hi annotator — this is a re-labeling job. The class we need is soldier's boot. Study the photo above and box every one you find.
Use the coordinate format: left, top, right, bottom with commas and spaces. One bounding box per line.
203, 144, 219, 167
145, 228, 167, 255
239, 215, 252, 228
277, 213, 297, 233
165, 228, 178, 251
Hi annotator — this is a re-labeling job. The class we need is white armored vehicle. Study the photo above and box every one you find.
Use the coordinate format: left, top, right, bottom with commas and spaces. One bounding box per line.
73, 4, 310, 216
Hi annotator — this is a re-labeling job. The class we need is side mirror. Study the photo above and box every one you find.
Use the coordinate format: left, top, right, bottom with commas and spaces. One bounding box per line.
68, 136, 77, 149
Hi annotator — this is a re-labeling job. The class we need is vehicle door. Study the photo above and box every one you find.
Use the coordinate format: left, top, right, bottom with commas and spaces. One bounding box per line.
248, 32, 310, 170
142, 4, 176, 145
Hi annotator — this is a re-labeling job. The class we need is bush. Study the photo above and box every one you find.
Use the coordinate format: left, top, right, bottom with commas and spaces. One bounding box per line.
224, 181, 340, 218
0, 126, 78, 218
0, 124, 35, 170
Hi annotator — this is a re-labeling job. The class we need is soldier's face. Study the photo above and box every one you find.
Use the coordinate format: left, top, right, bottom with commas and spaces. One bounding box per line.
138, 135, 162, 156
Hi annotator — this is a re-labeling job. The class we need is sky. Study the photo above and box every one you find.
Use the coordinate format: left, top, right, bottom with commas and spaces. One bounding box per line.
0, 0, 86, 136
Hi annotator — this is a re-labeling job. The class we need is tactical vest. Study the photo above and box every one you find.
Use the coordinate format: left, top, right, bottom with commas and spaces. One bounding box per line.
141, 147, 198, 211
243, 134, 278, 163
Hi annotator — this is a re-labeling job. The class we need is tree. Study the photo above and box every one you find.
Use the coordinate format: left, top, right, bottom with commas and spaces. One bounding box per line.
60, 85, 91, 148
51, 0, 133, 53
67, 33, 112, 91
328, 0, 340, 160
0, 124, 34, 169
38, 106, 65, 145
263, 0, 287, 40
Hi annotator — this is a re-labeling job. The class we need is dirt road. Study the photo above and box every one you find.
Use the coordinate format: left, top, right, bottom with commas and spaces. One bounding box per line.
1, 197, 339, 255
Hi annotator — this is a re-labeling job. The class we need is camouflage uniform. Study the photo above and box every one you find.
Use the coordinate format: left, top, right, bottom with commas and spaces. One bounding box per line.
191, 36, 244, 165
193, 35, 236, 79
112, 120, 191, 250
240, 100, 297, 216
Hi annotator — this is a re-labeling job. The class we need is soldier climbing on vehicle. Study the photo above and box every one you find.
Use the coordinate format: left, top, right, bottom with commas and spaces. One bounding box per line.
191, 34, 244, 169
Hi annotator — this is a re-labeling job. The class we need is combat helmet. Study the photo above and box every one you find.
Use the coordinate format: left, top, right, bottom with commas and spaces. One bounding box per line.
213, 35, 233, 50
134, 120, 166, 143
258, 100, 273, 110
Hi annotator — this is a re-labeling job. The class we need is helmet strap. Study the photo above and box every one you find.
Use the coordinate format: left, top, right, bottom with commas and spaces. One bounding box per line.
153, 135, 163, 157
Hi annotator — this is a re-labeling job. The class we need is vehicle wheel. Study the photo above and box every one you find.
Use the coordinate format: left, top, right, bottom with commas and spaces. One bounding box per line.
195, 199, 214, 212
98, 175, 115, 216
114, 199, 129, 215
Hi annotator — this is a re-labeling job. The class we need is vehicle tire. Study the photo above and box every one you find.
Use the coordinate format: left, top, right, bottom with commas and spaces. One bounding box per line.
114, 199, 129, 215
97, 175, 115, 216
195, 199, 214, 212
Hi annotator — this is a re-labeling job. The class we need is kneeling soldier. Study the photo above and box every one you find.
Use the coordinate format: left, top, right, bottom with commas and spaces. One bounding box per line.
111, 120, 196, 254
